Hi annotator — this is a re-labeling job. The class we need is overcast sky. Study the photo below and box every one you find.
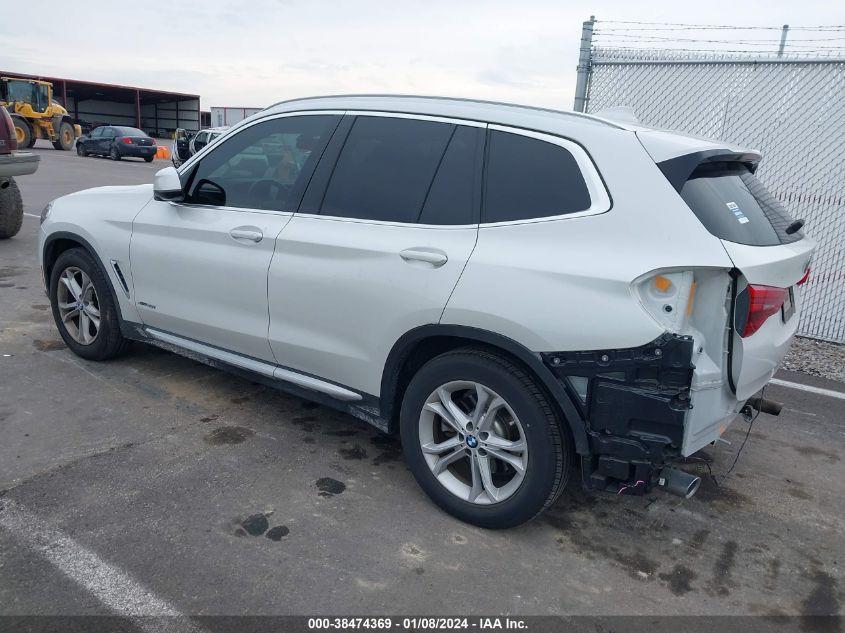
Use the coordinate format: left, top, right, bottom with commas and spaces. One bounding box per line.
2, 0, 843, 111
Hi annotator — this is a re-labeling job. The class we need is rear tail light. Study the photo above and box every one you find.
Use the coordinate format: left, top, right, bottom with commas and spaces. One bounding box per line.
738, 284, 788, 337
797, 268, 810, 286
122, 137, 133, 144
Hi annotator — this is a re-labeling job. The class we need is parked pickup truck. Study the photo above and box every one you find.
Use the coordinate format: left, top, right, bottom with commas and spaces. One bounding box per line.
0, 105, 40, 238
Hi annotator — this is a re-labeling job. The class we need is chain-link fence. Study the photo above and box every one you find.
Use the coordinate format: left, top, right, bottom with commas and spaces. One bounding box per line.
581, 47, 845, 343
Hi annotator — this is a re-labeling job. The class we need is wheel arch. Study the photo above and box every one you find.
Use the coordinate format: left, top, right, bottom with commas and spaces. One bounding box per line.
10, 114, 32, 136
380, 324, 589, 454
51, 113, 74, 129
43, 232, 125, 325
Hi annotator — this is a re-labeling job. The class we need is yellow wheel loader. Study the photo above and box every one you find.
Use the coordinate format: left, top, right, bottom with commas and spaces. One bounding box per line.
0, 76, 82, 150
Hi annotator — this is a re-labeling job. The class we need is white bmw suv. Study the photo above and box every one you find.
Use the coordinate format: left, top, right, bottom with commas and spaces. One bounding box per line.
39, 96, 814, 528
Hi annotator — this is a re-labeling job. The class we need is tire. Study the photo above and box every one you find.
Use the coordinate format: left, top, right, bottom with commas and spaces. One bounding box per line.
400, 348, 572, 529
76, 142, 87, 157
49, 248, 129, 360
144, 155, 154, 163
11, 117, 32, 149
0, 178, 23, 239
109, 146, 121, 160
52, 122, 75, 150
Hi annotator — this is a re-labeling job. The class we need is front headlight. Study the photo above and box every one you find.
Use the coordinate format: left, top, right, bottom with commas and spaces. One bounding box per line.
40, 202, 53, 225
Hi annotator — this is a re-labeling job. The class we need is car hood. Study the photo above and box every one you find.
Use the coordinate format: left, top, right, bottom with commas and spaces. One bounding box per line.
46, 184, 155, 238
56, 183, 154, 216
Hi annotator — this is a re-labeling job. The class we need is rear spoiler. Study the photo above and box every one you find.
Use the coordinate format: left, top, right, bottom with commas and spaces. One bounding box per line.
657, 149, 762, 192
633, 128, 761, 192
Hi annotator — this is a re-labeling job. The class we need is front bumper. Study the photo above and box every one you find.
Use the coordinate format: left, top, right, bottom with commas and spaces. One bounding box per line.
0, 152, 40, 179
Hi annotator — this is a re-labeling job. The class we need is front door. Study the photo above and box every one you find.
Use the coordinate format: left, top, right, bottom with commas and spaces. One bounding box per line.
91, 127, 106, 153
268, 114, 484, 396
130, 112, 342, 362
190, 131, 208, 155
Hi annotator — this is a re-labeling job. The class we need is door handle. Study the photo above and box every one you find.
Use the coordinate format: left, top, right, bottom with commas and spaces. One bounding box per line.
229, 227, 263, 243
399, 248, 448, 267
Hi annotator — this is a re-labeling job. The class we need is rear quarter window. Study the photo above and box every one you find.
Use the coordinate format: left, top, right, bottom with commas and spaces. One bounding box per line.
483, 130, 592, 223
679, 162, 802, 246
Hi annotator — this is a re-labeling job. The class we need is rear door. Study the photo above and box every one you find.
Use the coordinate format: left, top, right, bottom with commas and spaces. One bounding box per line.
677, 161, 815, 400
130, 112, 341, 361
267, 113, 484, 396
100, 127, 116, 154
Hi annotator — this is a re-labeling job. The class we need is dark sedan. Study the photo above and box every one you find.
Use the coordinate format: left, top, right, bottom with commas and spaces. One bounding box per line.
76, 126, 157, 162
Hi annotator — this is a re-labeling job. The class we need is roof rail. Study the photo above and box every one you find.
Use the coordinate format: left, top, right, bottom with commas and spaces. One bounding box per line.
260, 94, 625, 129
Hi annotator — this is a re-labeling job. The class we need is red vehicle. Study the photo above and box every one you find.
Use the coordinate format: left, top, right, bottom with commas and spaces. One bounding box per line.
0, 105, 40, 238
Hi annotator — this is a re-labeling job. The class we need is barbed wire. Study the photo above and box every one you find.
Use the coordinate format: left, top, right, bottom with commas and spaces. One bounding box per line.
596, 20, 845, 30
593, 33, 845, 44
591, 20, 845, 55
593, 42, 845, 51
591, 46, 845, 60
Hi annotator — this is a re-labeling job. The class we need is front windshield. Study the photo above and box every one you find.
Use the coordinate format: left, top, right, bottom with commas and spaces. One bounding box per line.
5, 80, 36, 104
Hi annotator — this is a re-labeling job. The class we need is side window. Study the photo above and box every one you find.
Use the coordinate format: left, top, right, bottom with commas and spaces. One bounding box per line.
320, 116, 454, 223
419, 125, 482, 225
483, 130, 591, 223
184, 115, 340, 211
91, 127, 103, 138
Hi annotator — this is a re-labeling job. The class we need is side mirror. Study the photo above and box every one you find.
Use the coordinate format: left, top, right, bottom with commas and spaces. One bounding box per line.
153, 166, 184, 202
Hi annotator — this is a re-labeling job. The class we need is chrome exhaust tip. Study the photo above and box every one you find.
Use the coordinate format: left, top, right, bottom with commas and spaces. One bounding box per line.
658, 467, 701, 499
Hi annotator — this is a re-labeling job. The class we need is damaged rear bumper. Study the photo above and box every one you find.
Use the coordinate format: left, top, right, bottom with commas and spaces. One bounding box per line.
542, 333, 701, 494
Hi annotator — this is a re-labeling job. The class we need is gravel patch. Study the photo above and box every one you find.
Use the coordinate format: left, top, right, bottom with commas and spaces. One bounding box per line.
781, 336, 845, 383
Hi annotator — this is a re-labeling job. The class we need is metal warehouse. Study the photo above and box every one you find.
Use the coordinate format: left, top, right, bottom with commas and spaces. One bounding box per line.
0, 71, 200, 137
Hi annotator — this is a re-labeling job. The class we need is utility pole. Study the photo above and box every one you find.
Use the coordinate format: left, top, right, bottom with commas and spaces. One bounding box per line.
573, 15, 595, 112
777, 24, 789, 57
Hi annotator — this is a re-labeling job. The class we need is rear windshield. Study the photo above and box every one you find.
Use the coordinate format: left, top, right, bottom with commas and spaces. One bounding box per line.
115, 127, 147, 137
679, 162, 802, 246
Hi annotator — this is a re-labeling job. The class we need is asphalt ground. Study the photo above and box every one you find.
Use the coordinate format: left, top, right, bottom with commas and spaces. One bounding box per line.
0, 141, 842, 624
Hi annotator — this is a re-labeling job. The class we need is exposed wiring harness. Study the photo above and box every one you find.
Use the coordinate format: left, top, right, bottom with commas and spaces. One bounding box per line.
722, 385, 765, 478
617, 479, 645, 495
612, 386, 766, 495
672, 385, 766, 489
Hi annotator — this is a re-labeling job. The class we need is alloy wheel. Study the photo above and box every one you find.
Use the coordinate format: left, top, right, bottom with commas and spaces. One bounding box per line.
56, 266, 101, 345
418, 381, 528, 505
